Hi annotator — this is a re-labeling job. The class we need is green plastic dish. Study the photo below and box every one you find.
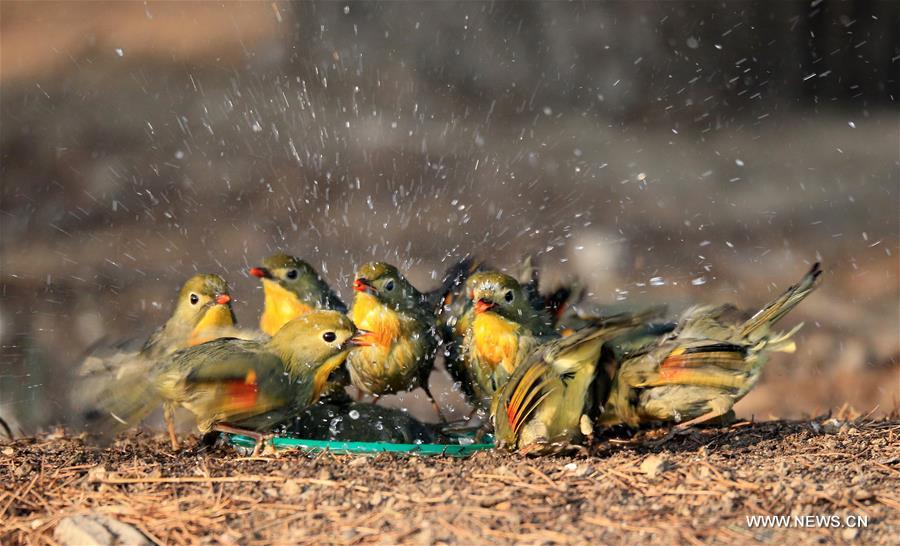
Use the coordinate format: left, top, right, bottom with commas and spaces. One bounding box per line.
229, 434, 495, 457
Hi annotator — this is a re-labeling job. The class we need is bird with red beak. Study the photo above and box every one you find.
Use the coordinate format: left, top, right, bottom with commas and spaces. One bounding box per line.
347, 261, 446, 420
77, 273, 243, 449
87, 311, 369, 455
458, 271, 557, 409
249, 253, 346, 336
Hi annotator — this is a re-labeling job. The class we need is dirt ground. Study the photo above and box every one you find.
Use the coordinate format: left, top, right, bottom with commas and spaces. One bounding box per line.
1, 415, 897, 545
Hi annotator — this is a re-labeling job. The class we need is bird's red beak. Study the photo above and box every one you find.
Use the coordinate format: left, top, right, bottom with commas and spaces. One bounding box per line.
249, 267, 271, 279
475, 298, 496, 313
348, 329, 374, 347
353, 278, 373, 293
215, 294, 232, 305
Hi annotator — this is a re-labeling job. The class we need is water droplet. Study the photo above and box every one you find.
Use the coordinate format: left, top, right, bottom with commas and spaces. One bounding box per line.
348, 410, 360, 420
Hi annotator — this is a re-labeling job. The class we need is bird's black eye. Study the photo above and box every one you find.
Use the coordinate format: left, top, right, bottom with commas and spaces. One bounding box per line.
322, 331, 337, 343
286, 269, 298, 280
504, 290, 514, 302
190, 294, 199, 305
384, 280, 395, 291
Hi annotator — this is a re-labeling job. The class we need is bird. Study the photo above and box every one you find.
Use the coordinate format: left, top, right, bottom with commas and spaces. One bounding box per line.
249, 252, 346, 336
141, 274, 240, 354
76, 274, 241, 441
599, 262, 822, 431
347, 261, 466, 420
490, 310, 658, 454
89, 310, 366, 454
455, 271, 558, 409
249, 253, 352, 402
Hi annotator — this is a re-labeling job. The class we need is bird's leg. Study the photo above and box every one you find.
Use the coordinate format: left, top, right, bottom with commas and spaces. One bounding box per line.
673, 398, 733, 431
579, 414, 595, 449
212, 423, 271, 456
421, 384, 447, 422
430, 399, 446, 422
472, 421, 495, 444
163, 404, 179, 450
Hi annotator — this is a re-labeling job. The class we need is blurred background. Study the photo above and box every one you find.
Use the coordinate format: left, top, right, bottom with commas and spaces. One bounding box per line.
1, 1, 897, 433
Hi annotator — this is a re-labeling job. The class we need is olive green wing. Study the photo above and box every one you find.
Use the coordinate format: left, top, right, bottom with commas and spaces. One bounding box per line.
618, 340, 753, 391
164, 339, 295, 426
493, 357, 558, 443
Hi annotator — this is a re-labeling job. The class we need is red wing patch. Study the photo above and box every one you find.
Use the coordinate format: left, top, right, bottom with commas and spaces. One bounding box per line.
505, 363, 553, 435
225, 370, 259, 411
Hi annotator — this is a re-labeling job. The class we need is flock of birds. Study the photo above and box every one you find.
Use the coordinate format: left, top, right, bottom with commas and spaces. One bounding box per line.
78, 253, 822, 455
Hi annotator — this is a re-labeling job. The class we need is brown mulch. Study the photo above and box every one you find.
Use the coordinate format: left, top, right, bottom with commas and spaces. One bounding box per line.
1, 417, 898, 545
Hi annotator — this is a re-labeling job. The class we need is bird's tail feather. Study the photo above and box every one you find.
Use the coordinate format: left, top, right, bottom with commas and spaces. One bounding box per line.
740, 262, 821, 340
78, 358, 161, 441
428, 255, 481, 311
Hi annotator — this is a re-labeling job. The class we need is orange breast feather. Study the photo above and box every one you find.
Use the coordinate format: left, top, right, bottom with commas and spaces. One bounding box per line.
472, 313, 520, 372
351, 293, 402, 347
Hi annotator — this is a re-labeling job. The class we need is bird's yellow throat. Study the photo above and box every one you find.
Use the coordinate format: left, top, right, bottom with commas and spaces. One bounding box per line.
312, 350, 351, 401
350, 292, 401, 347
472, 311, 520, 373
260, 279, 315, 335
189, 304, 235, 346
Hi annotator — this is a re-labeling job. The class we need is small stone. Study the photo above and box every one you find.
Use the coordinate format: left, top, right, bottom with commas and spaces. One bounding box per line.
822, 418, 843, 434
54, 514, 151, 546
842, 528, 859, 540
416, 521, 434, 546
640, 455, 674, 478
579, 414, 594, 436
851, 488, 874, 500
281, 479, 300, 497
86, 465, 107, 483
564, 462, 578, 472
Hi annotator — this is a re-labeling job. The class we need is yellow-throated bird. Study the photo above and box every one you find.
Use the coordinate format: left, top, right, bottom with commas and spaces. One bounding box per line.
250, 253, 346, 335
456, 271, 557, 408
89, 311, 365, 454
347, 261, 470, 419
439, 258, 592, 400
77, 274, 240, 441
249, 253, 351, 403
142, 274, 239, 354
491, 310, 658, 453
599, 262, 822, 430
